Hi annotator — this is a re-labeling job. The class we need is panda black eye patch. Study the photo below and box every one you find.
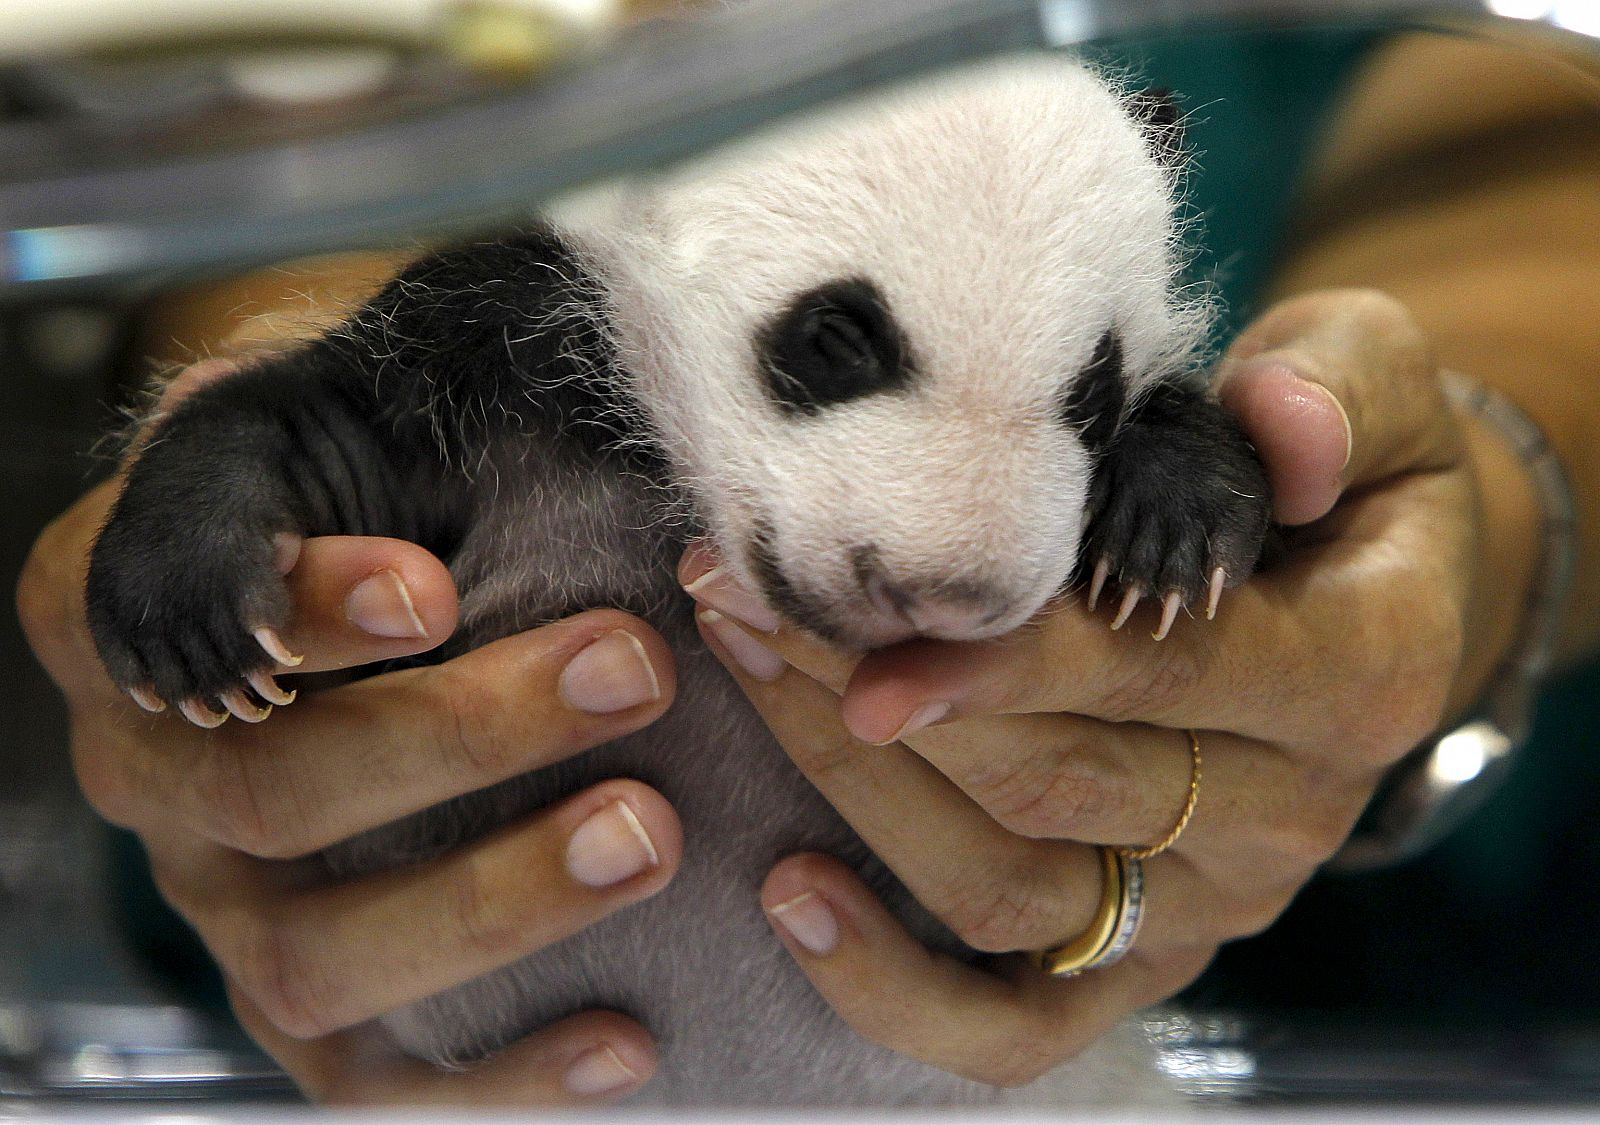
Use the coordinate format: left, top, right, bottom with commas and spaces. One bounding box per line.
759, 278, 910, 414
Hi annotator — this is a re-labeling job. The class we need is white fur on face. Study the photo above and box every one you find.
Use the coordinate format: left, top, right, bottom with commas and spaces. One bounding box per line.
564, 55, 1208, 647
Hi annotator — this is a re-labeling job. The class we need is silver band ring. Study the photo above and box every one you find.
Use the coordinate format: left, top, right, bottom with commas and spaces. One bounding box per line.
1030, 847, 1145, 977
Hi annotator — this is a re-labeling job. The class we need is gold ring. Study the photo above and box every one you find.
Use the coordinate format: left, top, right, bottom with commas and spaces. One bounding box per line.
1117, 728, 1202, 861
1030, 847, 1144, 977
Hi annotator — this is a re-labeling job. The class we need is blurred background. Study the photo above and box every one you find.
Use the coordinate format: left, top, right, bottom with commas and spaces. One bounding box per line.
4, 0, 1600, 1110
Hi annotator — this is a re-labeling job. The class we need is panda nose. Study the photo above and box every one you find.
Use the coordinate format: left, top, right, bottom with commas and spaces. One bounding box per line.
855, 552, 1005, 639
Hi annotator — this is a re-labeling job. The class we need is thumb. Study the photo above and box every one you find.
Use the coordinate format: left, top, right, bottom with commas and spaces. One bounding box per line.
1218, 289, 1461, 525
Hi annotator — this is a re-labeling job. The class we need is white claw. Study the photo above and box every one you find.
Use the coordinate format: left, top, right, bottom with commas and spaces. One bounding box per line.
220, 690, 272, 723
1087, 557, 1111, 613
128, 686, 167, 713
253, 627, 304, 668
247, 669, 297, 707
1206, 567, 1227, 621
1110, 586, 1143, 631
1153, 591, 1182, 641
178, 698, 229, 728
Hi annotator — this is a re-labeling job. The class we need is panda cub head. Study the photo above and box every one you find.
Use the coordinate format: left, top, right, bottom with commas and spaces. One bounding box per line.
571, 56, 1208, 648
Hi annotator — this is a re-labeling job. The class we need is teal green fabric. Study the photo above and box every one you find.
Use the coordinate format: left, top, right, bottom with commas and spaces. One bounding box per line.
1097, 26, 1382, 339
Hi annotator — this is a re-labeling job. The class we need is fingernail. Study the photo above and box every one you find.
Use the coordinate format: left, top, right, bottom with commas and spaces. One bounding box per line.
559, 630, 661, 714
566, 801, 659, 888
684, 565, 782, 633
1235, 356, 1354, 471
564, 1045, 638, 1097
1309, 379, 1355, 471
881, 701, 951, 746
768, 891, 839, 956
698, 611, 786, 682
344, 570, 427, 639
677, 539, 720, 587
1274, 366, 1353, 471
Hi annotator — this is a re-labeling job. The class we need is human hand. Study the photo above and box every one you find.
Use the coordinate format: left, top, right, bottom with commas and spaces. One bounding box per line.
679, 289, 1540, 1084
17, 364, 684, 1105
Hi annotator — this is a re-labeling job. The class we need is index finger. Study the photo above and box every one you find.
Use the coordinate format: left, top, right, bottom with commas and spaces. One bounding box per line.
840, 290, 1474, 754
841, 453, 1473, 759
20, 478, 458, 715
231, 989, 657, 1106
98, 610, 676, 858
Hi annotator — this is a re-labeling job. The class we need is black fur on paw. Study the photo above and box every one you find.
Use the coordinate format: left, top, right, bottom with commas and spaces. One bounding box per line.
86, 446, 299, 725
1077, 380, 1272, 631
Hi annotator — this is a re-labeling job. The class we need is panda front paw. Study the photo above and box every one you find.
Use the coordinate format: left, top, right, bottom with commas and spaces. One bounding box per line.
1078, 381, 1272, 639
86, 451, 303, 726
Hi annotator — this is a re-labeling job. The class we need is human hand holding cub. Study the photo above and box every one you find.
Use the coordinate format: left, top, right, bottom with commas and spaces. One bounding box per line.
17, 366, 681, 1104
16, 288, 1536, 1100
683, 288, 1538, 1084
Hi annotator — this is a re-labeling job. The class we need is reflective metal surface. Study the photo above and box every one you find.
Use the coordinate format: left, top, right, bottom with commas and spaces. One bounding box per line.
1, 0, 1594, 294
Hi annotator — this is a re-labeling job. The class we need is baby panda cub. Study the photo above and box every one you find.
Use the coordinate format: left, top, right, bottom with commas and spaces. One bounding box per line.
86, 56, 1270, 1105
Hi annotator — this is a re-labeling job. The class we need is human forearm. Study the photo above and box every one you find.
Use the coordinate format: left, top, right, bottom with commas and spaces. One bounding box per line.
1268, 32, 1600, 663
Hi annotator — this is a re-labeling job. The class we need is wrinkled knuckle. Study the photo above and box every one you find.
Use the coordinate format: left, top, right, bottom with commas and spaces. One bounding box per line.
1256, 782, 1350, 870
783, 728, 861, 785
961, 1022, 1067, 1087
1280, 805, 1355, 870
974, 1049, 1059, 1089
448, 849, 523, 961
194, 750, 280, 858
1338, 613, 1455, 767
828, 983, 914, 1049
1341, 287, 1409, 327
319, 1074, 378, 1107
236, 915, 337, 1039
1099, 643, 1203, 724
1137, 946, 1220, 1005
1308, 809, 1359, 866
979, 748, 1110, 840
1349, 289, 1433, 378
1344, 287, 1417, 335
996, 653, 1057, 715
432, 666, 529, 783
943, 870, 1066, 954
1408, 617, 1463, 735
1356, 629, 1458, 765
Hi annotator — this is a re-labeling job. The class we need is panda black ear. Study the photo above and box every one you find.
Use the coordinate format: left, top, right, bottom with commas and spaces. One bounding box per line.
1127, 86, 1185, 168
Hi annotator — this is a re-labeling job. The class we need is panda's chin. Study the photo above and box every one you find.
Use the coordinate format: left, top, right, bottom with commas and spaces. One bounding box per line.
838, 614, 923, 650
750, 568, 1034, 651
739, 520, 1051, 649
841, 611, 1020, 650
